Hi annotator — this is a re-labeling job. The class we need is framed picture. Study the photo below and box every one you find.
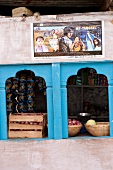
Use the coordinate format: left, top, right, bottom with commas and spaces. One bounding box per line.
32, 21, 104, 58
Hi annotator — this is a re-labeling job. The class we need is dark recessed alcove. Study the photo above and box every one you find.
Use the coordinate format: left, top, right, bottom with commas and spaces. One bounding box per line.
0, 5, 101, 16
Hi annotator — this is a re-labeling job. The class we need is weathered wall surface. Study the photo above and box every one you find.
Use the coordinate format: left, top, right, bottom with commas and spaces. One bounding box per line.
0, 11, 113, 64
0, 12, 113, 170
0, 138, 113, 170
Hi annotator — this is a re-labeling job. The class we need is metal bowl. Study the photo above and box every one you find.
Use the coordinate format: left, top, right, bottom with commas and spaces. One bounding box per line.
78, 113, 91, 117
77, 113, 91, 123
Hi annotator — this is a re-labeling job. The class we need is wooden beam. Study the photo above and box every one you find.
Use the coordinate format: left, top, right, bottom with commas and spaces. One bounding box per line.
100, 0, 112, 11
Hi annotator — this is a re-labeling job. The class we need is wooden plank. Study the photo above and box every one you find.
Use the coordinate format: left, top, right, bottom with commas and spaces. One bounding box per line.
8, 130, 44, 138
13, 113, 47, 116
61, 87, 68, 138
52, 63, 62, 139
100, 0, 112, 11
9, 123, 44, 130
9, 113, 47, 122
0, 0, 107, 8
0, 89, 7, 139
46, 87, 54, 139
9, 115, 43, 122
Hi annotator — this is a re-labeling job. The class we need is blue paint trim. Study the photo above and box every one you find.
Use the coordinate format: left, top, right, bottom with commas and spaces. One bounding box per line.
0, 88, 7, 139
61, 86, 68, 138
61, 62, 112, 139
46, 87, 54, 139
0, 64, 53, 140
52, 63, 62, 139
0, 64, 52, 87
108, 85, 113, 137
61, 63, 113, 85
0, 62, 112, 140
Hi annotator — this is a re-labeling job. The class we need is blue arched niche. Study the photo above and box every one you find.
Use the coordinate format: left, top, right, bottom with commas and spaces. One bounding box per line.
67, 68, 108, 116
0, 64, 53, 140
60, 62, 113, 138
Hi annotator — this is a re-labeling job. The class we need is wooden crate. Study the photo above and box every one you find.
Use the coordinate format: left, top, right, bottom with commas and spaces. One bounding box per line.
8, 113, 47, 138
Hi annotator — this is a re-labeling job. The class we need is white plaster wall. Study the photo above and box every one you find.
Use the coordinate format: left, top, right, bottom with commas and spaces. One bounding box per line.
0, 11, 113, 64
0, 138, 113, 170
0, 12, 113, 170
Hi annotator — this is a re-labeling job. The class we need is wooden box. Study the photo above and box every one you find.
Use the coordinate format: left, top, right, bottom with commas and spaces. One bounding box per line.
12, 7, 33, 17
8, 113, 47, 138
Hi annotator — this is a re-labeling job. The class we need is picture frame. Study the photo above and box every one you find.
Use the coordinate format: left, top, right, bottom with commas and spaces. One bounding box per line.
32, 21, 104, 59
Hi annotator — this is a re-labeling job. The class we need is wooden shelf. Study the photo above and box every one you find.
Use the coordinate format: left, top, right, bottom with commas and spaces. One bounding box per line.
83, 85, 108, 87
67, 85, 108, 87
69, 115, 108, 119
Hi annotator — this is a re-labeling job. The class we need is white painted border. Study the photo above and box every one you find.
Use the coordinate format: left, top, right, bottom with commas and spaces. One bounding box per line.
30, 23, 34, 60
101, 20, 105, 59
31, 21, 105, 62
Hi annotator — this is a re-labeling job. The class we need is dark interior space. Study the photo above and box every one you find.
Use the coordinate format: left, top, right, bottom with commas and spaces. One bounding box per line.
0, 0, 113, 16
0, 5, 101, 16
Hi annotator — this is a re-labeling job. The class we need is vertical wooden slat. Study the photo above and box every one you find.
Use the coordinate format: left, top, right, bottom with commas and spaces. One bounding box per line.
61, 85, 68, 138
0, 85, 8, 139
52, 63, 62, 139
108, 84, 113, 137
46, 87, 54, 139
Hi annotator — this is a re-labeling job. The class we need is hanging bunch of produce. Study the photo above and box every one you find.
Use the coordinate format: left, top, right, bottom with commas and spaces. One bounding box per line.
18, 74, 28, 113
27, 75, 35, 113
6, 77, 19, 114
6, 71, 46, 114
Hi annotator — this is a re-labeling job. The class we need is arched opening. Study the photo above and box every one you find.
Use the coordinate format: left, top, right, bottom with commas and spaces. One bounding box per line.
6, 70, 48, 139
67, 67, 109, 137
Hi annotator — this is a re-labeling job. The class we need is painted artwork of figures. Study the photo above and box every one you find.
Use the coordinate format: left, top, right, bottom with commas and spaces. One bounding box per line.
33, 21, 103, 57
85, 31, 101, 51
35, 36, 49, 52
70, 36, 86, 52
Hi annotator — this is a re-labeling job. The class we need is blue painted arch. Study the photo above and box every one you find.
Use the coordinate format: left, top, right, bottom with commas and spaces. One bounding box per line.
60, 62, 113, 86
0, 64, 52, 87
60, 62, 113, 138
0, 64, 54, 140
0, 62, 113, 140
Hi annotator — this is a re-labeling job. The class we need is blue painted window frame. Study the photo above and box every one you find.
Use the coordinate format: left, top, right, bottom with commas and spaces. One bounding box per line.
60, 62, 113, 138
0, 64, 54, 140
0, 62, 113, 140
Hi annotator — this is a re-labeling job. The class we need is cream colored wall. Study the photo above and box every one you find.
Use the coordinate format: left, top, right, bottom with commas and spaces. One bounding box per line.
0, 11, 113, 64
0, 12, 113, 170
0, 138, 113, 170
